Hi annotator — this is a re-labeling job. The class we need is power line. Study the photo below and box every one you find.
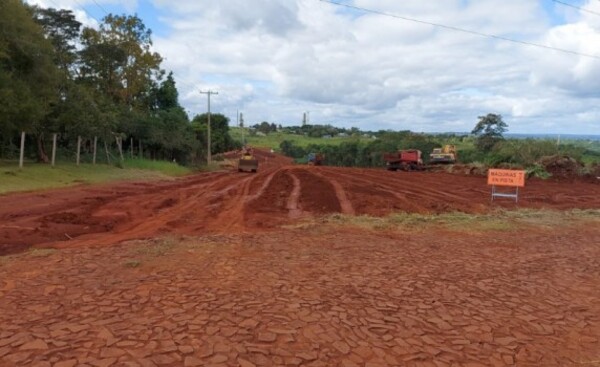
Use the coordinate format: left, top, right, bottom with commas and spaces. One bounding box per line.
552, 0, 600, 17
70, 0, 103, 24
318, 0, 600, 60
90, 0, 110, 16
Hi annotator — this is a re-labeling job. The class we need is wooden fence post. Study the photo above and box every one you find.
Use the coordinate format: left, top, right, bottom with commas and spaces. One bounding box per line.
51, 133, 57, 167
130, 138, 134, 159
93, 137, 97, 165
76, 136, 82, 166
139, 139, 142, 159
19, 131, 25, 169
115, 137, 124, 162
104, 140, 111, 164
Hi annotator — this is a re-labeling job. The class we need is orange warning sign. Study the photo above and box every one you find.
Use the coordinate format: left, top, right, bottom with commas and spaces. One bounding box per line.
487, 169, 526, 187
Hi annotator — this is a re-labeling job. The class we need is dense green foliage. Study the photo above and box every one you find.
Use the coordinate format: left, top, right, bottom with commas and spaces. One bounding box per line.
280, 131, 442, 166
471, 113, 508, 152
278, 128, 598, 170
192, 114, 241, 156
0, 1, 224, 166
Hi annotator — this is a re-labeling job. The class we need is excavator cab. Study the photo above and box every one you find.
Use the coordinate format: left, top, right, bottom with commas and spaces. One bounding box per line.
429, 145, 457, 164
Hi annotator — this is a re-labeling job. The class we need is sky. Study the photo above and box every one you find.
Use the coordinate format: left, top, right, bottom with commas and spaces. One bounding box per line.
25, 0, 600, 134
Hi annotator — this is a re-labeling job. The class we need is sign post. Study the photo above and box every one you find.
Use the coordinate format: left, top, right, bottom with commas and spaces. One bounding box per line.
487, 169, 526, 202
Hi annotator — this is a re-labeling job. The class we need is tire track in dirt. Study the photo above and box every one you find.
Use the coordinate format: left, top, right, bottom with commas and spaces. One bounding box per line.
243, 168, 295, 228
293, 168, 342, 214
324, 167, 487, 213
207, 171, 270, 232
52, 173, 241, 248
320, 168, 438, 214
331, 168, 481, 203
245, 167, 347, 222
312, 167, 355, 215
2, 149, 600, 255
286, 171, 302, 218
246, 168, 280, 202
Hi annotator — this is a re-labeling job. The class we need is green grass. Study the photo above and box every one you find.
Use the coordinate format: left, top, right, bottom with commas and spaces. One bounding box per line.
230, 127, 371, 150
121, 158, 191, 176
0, 158, 191, 195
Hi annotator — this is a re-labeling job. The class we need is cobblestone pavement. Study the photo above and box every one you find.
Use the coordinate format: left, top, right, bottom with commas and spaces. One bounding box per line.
1, 225, 599, 367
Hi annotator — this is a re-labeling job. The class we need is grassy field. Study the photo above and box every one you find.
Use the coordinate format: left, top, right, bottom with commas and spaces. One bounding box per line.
0, 158, 191, 195
229, 127, 371, 149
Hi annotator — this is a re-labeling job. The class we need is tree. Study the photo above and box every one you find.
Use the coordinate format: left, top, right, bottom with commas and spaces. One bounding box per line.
154, 72, 179, 110
471, 113, 508, 152
257, 121, 272, 135
0, 3, 202, 166
0, 0, 60, 162
32, 7, 81, 74
192, 113, 240, 156
79, 14, 162, 110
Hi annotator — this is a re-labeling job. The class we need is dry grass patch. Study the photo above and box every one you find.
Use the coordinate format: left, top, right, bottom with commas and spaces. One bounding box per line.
312, 209, 600, 233
27, 248, 57, 257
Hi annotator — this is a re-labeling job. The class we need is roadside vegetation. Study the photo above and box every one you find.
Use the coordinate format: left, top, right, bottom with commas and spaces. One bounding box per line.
0, 158, 190, 194
0, 1, 238, 170
235, 115, 599, 178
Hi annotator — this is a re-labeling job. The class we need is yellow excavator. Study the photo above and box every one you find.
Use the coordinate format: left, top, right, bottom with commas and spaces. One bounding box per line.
238, 147, 258, 173
429, 145, 458, 164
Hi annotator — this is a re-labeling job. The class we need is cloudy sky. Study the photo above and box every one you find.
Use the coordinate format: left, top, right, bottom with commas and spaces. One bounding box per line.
26, 0, 600, 134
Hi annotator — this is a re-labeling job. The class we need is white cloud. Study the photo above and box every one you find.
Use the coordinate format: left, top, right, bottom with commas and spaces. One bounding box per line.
27, 0, 600, 133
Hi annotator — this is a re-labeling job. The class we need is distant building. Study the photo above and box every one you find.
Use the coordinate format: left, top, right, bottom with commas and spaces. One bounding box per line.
322, 135, 332, 139
338, 133, 348, 137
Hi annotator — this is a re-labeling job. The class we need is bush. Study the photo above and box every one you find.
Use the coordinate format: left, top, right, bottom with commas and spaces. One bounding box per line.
525, 164, 551, 179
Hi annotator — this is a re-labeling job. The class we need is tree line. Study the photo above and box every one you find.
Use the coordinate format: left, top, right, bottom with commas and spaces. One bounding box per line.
280, 114, 590, 169
0, 0, 238, 165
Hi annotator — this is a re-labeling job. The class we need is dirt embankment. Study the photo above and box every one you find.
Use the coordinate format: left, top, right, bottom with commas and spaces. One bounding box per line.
1, 150, 600, 255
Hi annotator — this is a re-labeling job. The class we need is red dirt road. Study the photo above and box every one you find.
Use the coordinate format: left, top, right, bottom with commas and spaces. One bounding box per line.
1, 151, 600, 366
1, 226, 599, 366
1, 150, 599, 255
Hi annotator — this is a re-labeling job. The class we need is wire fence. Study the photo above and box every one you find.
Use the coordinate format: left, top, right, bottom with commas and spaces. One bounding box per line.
1, 132, 148, 169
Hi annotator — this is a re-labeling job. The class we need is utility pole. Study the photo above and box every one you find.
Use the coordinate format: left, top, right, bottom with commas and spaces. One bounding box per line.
200, 90, 218, 164
240, 112, 245, 146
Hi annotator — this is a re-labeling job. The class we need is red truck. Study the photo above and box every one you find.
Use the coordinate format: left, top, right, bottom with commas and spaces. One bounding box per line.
383, 150, 423, 171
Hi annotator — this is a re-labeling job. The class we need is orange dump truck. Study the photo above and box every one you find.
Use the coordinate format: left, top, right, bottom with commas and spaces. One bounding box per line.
383, 150, 423, 171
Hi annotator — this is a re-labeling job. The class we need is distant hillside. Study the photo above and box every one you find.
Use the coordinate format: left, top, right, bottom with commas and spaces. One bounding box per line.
229, 127, 373, 149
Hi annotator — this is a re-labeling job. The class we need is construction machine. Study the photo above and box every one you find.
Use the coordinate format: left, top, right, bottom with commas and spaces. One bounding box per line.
238, 147, 258, 173
383, 150, 423, 171
429, 145, 457, 164
307, 153, 324, 166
